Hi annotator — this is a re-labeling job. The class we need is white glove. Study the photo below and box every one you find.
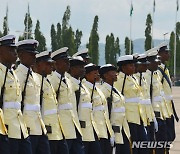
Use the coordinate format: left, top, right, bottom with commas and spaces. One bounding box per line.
153, 118, 158, 132
110, 137, 115, 147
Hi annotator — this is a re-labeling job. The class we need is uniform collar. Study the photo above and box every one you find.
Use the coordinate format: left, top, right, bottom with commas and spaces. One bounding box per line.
85, 80, 94, 89
0, 63, 7, 72
159, 63, 165, 68
54, 71, 62, 79
103, 82, 112, 91
71, 76, 80, 85
18, 63, 30, 72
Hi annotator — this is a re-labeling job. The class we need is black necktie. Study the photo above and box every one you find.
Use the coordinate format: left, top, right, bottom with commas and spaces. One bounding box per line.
112, 87, 120, 96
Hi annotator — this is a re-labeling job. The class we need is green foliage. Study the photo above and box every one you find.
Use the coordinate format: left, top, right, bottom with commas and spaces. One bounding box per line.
124, 37, 133, 55
0, 31, 3, 37
62, 26, 76, 56
3, 16, 9, 36
50, 24, 58, 51
87, 15, 99, 65
145, 14, 152, 50
34, 20, 47, 52
75, 29, 83, 52
168, 31, 175, 74
56, 23, 62, 49
105, 33, 120, 65
19, 5, 33, 40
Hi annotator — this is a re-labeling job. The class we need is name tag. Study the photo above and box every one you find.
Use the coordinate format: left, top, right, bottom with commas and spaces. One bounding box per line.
80, 121, 86, 128
45, 125, 52, 134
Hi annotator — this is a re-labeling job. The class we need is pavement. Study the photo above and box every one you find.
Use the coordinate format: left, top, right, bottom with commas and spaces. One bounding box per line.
170, 86, 180, 154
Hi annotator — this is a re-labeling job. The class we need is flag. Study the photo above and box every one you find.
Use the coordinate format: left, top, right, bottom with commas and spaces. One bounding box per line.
153, 0, 156, 12
130, 2, 133, 16
177, 0, 179, 11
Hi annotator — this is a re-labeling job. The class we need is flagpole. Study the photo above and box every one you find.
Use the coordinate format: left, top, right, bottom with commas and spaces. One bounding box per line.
26, 3, 29, 39
130, 13, 132, 54
151, 0, 155, 48
174, 0, 178, 79
6, 4, 9, 34
129, 0, 132, 54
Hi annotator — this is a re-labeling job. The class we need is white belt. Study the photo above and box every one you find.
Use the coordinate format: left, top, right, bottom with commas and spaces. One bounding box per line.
140, 99, 151, 105
24, 104, 40, 111
153, 96, 163, 102
58, 103, 73, 110
4, 102, 21, 110
125, 97, 140, 103
114, 100, 121, 104
160, 91, 165, 97
111, 107, 125, 113
93, 105, 104, 111
164, 95, 173, 101
44, 109, 58, 115
80, 102, 92, 109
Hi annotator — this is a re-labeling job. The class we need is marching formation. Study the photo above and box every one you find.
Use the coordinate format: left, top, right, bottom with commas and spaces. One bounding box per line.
0, 34, 178, 154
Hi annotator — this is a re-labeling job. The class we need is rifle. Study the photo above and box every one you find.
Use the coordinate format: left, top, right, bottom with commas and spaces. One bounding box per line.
40, 74, 45, 108
0, 68, 8, 109
56, 75, 63, 101
139, 72, 142, 86
90, 78, 96, 104
107, 79, 114, 119
121, 74, 127, 95
75, 78, 82, 111
21, 68, 31, 112
150, 71, 153, 102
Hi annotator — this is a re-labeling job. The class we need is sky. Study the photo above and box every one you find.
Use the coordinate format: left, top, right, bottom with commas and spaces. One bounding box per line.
0, 0, 179, 48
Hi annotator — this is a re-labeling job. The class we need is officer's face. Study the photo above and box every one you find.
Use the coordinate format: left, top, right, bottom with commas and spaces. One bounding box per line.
36, 61, 54, 75
74, 65, 85, 78
44, 62, 54, 75
18, 51, 36, 67
0, 46, 17, 64
104, 70, 117, 82
159, 51, 170, 63
148, 60, 159, 71
136, 64, 147, 73
85, 70, 100, 83
55, 58, 70, 73
122, 63, 135, 75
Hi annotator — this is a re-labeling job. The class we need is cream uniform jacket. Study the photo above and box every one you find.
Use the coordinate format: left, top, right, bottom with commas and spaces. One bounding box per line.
114, 72, 143, 125
99, 82, 131, 144
37, 74, 63, 140
15, 64, 46, 135
83, 80, 114, 139
157, 64, 173, 117
0, 63, 28, 139
68, 74, 99, 141
48, 71, 82, 139
135, 73, 155, 125
145, 70, 169, 119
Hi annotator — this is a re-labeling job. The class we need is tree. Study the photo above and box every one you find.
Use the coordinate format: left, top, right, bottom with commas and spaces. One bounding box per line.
124, 37, 133, 55
176, 22, 180, 75
56, 23, 62, 49
105, 33, 120, 65
34, 20, 47, 52
62, 5, 71, 46
50, 24, 58, 51
87, 15, 99, 65
168, 31, 175, 74
75, 29, 83, 52
3, 6, 9, 36
63, 26, 76, 56
19, 4, 33, 40
114, 37, 121, 57
0, 31, 3, 37
145, 14, 152, 51
105, 35, 110, 64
